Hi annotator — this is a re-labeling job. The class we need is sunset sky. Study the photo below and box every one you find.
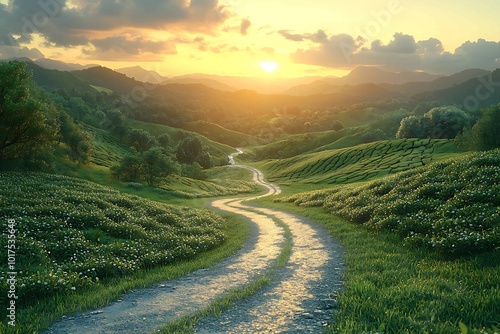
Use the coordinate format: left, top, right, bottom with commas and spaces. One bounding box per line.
1, 0, 499, 78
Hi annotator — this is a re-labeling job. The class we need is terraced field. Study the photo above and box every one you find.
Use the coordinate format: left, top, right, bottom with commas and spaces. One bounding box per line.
85, 126, 133, 168
262, 139, 461, 184
163, 174, 257, 198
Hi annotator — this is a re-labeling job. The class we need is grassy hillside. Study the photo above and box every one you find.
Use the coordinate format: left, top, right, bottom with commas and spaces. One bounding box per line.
261, 139, 462, 185
125, 119, 235, 160
182, 121, 263, 147
85, 126, 134, 168
0, 173, 226, 312
281, 149, 500, 256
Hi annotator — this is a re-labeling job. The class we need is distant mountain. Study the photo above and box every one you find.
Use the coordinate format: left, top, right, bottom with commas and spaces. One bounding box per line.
175, 73, 325, 94
412, 69, 500, 108
344, 66, 441, 85
164, 77, 238, 92
73, 66, 145, 94
34, 58, 98, 71
284, 66, 442, 95
116, 66, 167, 84
384, 68, 491, 95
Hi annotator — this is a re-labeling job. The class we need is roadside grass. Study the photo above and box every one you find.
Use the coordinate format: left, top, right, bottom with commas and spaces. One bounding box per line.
251, 200, 500, 334
0, 207, 249, 334
258, 139, 462, 185
158, 206, 293, 334
0, 172, 250, 333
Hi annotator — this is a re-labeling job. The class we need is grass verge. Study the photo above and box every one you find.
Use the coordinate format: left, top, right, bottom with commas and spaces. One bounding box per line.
250, 199, 499, 334
1, 213, 249, 334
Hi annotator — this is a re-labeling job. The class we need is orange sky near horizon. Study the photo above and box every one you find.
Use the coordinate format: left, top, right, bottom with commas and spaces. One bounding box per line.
0, 0, 499, 78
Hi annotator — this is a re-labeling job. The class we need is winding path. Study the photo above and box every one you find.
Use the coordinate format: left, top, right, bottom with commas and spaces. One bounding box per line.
44, 151, 344, 333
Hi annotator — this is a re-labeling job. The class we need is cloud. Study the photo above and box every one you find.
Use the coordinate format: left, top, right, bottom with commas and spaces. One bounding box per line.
285, 31, 500, 74
0, 0, 229, 60
291, 33, 365, 67
240, 18, 251, 36
370, 33, 416, 54
83, 35, 177, 61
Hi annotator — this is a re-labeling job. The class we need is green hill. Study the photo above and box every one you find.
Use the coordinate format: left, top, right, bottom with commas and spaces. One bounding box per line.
281, 149, 500, 256
261, 139, 462, 185
25, 62, 97, 93
0, 172, 225, 310
182, 121, 263, 147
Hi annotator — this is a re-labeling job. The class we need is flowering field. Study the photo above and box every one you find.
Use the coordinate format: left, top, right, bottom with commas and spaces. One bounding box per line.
0, 173, 225, 308
281, 149, 500, 256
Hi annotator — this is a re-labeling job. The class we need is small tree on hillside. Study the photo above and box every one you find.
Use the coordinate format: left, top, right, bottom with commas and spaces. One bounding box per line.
396, 116, 431, 139
424, 106, 470, 139
127, 128, 156, 152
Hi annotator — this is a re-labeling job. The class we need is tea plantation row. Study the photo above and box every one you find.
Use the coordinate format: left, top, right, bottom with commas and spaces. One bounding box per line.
281, 149, 500, 256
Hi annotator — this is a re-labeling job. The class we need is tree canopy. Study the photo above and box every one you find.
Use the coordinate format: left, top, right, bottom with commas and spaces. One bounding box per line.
0, 61, 59, 164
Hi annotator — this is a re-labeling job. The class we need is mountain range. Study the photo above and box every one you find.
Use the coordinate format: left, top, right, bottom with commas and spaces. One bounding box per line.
3, 57, 499, 110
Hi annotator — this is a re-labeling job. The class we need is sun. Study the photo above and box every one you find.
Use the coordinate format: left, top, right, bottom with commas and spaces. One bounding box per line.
259, 61, 278, 73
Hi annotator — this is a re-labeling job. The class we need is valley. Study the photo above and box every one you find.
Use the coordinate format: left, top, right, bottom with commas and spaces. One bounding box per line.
0, 59, 499, 334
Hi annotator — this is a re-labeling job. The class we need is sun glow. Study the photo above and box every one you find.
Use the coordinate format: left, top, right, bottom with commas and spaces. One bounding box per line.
259, 61, 279, 73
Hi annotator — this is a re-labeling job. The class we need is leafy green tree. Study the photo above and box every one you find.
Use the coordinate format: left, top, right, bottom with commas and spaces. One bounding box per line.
396, 116, 431, 139
331, 120, 344, 131
58, 112, 93, 163
141, 148, 179, 186
424, 106, 470, 139
111, 154, 143, 181
456, 104, 500, 150
0, 61, 59, 165
176, 136, 204, 164
157, 133, 171, 149
127, 128, 156, 152
111, 148, 179, 186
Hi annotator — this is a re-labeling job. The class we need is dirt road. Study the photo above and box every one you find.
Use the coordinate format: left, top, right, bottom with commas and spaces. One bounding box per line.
44, 152, 344, 333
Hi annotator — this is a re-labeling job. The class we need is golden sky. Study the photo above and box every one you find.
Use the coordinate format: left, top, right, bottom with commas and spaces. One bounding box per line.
1, 0, 499, 78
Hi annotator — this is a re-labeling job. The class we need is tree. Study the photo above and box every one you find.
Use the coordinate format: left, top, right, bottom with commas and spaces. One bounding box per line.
0, 61, 59, 165
111, 154, 143, 181
396, 116, 431, 139
456, 104, 500, 150
424, 106, 470, 139
141, 148, 179, 186
58, 112, 93, 163
126, 128, 156, 152
111, 148, 179, 186
176, 136, 204, 164
157, 133, 171, 149
330, 120, 344, 131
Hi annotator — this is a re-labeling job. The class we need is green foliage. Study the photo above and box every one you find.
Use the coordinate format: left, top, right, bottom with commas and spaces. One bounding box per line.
176, 136, 213, 169
456, 104, 500, 151
0, 61, 59, 164
282, 149, 500, 256
396, 116, 431, 139
141, 147, 180, 186
0, 172, 225, 310
58, 112, 93, 163
157, 133, 171, 149
112, 148, 180, 186
126, 128, 157, 152
397, 106, 471, 139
